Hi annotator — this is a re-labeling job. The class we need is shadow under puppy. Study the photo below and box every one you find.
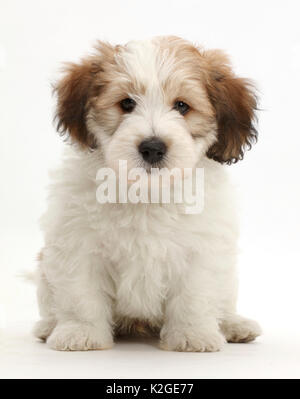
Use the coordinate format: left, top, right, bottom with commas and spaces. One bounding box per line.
34, 36, 262, 351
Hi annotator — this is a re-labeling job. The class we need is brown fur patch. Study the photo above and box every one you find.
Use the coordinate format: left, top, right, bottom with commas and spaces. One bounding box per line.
115, 318, 160, 337
201, 50, 258, 164
54, 42, 116, 149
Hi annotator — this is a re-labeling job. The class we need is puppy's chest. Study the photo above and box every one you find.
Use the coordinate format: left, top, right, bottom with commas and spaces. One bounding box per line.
98, 204, 197, 269
97, 205, 197, 319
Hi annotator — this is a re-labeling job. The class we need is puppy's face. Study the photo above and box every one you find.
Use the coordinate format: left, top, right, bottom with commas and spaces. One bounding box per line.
55, 37, 257, 171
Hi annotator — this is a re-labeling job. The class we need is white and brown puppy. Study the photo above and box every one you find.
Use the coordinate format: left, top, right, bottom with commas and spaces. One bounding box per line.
34, 36, 261, 351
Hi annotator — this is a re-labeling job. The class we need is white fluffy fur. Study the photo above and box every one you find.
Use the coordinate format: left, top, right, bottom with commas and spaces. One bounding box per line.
34, 38, 261, 352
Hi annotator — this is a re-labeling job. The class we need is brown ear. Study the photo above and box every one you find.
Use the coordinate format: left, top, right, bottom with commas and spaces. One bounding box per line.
203, 50, 258, 164
54, 59, 102, 149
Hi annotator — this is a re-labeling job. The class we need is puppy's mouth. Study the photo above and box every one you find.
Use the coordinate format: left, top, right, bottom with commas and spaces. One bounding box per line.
143, 160, 167, 173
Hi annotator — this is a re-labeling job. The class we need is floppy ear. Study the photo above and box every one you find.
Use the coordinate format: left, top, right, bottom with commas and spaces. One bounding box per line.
203, 50, 258, 164
54, 59, 102, 149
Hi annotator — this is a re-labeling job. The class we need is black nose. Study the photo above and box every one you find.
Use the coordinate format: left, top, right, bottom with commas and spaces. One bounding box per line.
138, 138, 167, 164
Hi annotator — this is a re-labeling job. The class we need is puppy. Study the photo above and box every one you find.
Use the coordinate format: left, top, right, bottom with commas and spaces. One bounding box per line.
34, 36, 261, 351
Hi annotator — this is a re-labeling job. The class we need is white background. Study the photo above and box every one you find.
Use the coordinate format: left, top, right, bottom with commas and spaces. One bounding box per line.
1, 0, 300, 379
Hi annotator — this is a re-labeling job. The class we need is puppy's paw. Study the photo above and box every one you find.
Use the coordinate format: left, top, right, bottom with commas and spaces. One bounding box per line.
33, 318, 56, 341
220, 315, 262, 343
160, 326, 225, 352
47, 320, 113, 351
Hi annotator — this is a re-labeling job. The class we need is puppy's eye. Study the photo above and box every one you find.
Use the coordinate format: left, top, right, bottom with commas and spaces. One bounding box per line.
120, 98, 136, 113
173, 101, 190, 116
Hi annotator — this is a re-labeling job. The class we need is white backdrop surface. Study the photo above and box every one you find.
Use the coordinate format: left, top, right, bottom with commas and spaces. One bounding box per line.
1, 0, 300, 379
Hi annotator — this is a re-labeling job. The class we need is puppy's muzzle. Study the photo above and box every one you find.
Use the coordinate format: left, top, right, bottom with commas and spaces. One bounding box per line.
138, 137, 167, 165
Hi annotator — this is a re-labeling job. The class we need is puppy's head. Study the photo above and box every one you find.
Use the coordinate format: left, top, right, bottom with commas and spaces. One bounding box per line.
55, 37, 257, 171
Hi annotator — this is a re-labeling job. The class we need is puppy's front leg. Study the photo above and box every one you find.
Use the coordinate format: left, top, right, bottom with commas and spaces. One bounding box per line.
43, 247, 114, 351
160, 258, 225, 352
